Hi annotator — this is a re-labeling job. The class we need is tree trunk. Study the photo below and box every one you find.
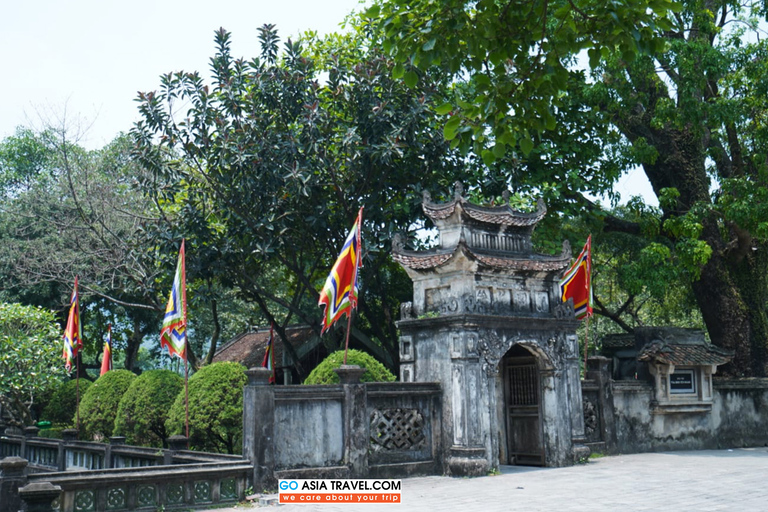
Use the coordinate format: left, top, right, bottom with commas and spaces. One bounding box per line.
635, 126, 768, 376
124, 316, 143, 372
204, 299, 220, 366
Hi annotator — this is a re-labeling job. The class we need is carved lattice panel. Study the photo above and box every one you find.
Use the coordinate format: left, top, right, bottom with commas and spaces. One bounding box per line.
370, 408, 426, 452
106, 488, 126, 510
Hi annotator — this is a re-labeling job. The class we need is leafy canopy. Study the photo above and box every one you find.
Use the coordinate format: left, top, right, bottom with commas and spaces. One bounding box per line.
0, 302, 65, 426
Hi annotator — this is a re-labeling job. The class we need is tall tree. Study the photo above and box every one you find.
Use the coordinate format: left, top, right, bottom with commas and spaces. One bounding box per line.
371, 0, 768, 376
132, 26, 466, 376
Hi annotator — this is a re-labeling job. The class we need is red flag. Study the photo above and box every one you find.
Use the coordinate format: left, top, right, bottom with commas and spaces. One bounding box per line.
62, 277, 83, 372
318, 208, 363, 333
559, 235, 593, 319
100, 324, 113, 376
261, 323, 276, 384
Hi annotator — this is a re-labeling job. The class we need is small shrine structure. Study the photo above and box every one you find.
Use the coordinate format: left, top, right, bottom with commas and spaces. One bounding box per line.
393, 183, 588, 474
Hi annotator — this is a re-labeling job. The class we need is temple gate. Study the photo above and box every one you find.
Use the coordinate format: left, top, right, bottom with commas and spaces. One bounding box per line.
393, 184, 589, 475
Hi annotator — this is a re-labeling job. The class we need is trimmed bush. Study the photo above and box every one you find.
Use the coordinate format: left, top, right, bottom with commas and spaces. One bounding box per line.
41, 379, 92, 426
78, 369, 136, 441
303, 349, 396, 385
114, 369, 183, 447
165, 362, 246, 454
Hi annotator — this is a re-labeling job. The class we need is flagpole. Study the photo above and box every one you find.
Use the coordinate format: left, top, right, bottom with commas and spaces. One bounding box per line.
583, 314, 591, 377
184, 346, 189, 441
181, 239, 189, 445
75, 352, 80, 438
343, 308, 354, 365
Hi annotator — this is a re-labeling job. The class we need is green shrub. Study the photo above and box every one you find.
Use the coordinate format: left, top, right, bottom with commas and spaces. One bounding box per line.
41, 379, 92, 426
303, 349, 396, 385
165, 362, 246, 454
78, 369, 136, 440
114, 369, 183, 447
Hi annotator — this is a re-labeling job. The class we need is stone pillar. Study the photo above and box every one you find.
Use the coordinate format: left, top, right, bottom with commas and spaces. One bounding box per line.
588, 356, 616, 452
565, 335, 589, 463
334, 365, 368, 478
105, 436, 125, 468
164, 435, 188, 465
0, 456, 28, 512
60, 429, 78, 471
19, 481, 62, 512
243, 367, 275, 491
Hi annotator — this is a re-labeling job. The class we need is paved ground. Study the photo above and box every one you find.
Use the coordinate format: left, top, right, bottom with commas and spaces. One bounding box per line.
213, 448, 768, 511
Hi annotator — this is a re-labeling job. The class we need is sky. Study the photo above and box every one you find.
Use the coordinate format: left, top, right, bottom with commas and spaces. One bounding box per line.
0, 0, 365, 149
0, 0, 656, 206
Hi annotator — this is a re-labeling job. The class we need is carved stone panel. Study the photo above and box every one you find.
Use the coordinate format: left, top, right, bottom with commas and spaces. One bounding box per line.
370, 408, 426, 452
400, 336, 414, 362
513, 291, 530, 312
425, 287, 450, 313
533, 292, 549, 314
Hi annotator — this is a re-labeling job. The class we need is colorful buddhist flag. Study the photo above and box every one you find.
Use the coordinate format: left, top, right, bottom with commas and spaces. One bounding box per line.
160, 240, 187, 360
318, 208, 363, 333
261, 323, 276, 384
62, 277, 82, 372
100, 324, 113, 376
559, 235, 593, 320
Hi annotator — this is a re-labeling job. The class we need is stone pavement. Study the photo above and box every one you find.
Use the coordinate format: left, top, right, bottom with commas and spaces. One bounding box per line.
213, 448, 768, 512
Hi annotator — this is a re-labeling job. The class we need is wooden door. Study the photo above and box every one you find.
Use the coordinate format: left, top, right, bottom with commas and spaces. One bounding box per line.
503, 354, 544, 466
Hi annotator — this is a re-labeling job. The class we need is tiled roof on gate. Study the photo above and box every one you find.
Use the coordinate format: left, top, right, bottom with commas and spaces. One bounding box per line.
637, 340, 733, 366
392, 240, 571, 272
422, 194, 547, 228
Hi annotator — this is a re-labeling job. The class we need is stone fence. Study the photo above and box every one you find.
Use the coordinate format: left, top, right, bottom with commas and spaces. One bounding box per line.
581, 357, 768, 454
243, 367, 443, 489
0, 433, 249, 512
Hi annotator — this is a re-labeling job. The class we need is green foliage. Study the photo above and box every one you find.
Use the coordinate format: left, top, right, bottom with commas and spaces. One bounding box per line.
304, 349, 396, 385
42, 379, 93, 425
367, 0, 676, 161
78, 369, 136, 440
114, 369, 183, 447
132, 26, 467, 375
0, 302, 65, 426
165, 362, 247, 454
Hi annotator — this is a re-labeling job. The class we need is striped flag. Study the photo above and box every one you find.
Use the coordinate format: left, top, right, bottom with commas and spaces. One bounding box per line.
318, 208, 363, 333
261, 323, 276, 384
160, 240, 187, 360
559, 235, 593, 319
100, 324, 113, 376
62, 277, 82, 372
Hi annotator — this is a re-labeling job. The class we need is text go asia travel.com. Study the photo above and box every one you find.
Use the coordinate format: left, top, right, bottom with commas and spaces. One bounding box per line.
279, 479, 402, 504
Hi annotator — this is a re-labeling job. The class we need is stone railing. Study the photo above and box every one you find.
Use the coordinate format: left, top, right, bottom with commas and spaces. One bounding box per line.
0, 433, 249, 512
242, 366, 443, 489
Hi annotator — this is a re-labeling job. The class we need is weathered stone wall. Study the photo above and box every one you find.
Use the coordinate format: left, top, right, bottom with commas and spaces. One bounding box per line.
598, 379, 768, 453
242, 368, 443, 489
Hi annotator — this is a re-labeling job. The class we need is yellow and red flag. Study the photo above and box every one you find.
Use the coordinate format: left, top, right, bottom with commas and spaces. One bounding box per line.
62, 277, 83, 372
318, 208, 363, 333
100, 324, 113, 376
160, 240, 187, 360
559, 235, 593, 320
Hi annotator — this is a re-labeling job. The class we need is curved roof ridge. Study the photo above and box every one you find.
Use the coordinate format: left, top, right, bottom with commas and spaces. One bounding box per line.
421, 189, 546, 227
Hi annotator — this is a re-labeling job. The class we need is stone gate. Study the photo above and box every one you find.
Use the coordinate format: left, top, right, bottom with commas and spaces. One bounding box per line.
393, 184, 588, 475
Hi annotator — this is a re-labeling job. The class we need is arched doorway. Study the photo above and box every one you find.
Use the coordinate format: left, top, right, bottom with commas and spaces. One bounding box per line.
502, 344, 545, 466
